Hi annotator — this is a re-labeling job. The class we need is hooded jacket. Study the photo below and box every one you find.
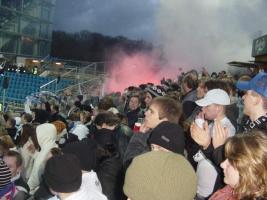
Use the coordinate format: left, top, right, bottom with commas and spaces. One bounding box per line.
27, 123, 57, 192
64, 171, 107, 200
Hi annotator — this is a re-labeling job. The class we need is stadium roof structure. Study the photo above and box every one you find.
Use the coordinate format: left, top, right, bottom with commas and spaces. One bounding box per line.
0, 0, 56, 58
228, 60, 267, 69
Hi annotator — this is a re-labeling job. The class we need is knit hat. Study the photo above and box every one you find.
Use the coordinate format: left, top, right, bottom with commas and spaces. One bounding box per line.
124, 151, 197, 200
148, 121, 185, 155
145, 85, 166, 98
0, 159, 11, 189
44, 154, 82, 193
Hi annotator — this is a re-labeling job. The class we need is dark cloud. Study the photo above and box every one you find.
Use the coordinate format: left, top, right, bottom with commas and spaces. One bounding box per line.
53, 0, 159, 41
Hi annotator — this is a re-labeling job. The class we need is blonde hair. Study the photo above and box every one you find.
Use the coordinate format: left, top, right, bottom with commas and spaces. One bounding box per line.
225, 131, 267, 199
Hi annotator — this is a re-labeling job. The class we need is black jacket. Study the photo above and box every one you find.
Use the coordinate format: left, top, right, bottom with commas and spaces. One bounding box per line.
126, 108, 141, 129
96, 153, 124, 200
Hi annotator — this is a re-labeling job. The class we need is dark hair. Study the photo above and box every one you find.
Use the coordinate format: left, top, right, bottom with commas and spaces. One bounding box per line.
204, 79, 228, 93
211, 72, 217, 78
52, 105, 59, 112
4, 150, 23, 167
45, 102, 51, 113
18, 124, 40, 151
68, 112, 81, 121
22, 113, 32, 123
98, 96, 115, 111
129, 95, 140, 103
74, 101, 82, 109
165, 91, 182, 102
81, 104, 93, 113
94, 111, 120, 127
0, 140, 9, 157
77, 95, 83, 102
3, 113, 10, 122
7, 118, 16, 127
31, 109, 49, 124
182, 75, 197, 90
80, 111, 91, 124
223, 79, 236, 96
50, 147, 63, 156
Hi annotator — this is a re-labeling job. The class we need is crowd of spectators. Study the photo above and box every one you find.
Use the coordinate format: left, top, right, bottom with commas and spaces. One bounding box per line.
0, 67, 266, 200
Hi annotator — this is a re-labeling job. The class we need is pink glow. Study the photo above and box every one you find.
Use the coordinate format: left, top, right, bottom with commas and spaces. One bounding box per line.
104, 50, 183, 93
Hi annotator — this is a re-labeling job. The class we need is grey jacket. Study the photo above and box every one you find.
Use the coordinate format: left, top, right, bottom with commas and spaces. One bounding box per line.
123, 131, 151, 169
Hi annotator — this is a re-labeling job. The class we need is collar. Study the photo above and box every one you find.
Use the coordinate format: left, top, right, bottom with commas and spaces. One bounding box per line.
244, 113, 267, 132
11, 173, 20, 182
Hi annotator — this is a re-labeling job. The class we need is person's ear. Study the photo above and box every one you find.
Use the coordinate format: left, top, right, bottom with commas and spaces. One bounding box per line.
16, 166, 22, 174
255, 95, 262, 106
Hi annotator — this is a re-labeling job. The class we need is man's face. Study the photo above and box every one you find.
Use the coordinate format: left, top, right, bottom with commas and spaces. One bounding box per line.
129, 97, 140, 111
202, 104, 218, 120
145, 103, 166, 129
3, 156, 20, 178
242, 90, 257, 116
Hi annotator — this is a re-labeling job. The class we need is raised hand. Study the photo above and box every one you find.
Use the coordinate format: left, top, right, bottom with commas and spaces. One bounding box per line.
212, 119, 229, 149
190, 121, 211, 149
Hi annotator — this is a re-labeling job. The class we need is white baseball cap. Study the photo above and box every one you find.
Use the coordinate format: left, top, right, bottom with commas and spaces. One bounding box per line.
195, 89, 230, 107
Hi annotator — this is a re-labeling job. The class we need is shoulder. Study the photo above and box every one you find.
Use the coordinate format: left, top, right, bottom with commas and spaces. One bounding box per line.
222, 117, 236, 133
15, 176, 30, 193
129, 133, 150, 143
82, 171, 102, 191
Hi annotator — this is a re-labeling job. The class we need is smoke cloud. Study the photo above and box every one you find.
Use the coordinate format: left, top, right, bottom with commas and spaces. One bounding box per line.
156, 0, 267, 72
104, 49, 181, 93
100, 0, 267, 93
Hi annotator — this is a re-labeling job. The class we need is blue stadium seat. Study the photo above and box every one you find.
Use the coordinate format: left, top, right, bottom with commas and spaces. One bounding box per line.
3, 72, 73, 104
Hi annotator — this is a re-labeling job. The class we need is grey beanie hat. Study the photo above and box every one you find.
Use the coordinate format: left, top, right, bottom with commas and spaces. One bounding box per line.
124, 151, 197, 200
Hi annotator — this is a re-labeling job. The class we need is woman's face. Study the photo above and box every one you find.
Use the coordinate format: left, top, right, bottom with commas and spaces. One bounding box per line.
144, 92, 153, 107
221, 159, 240, 188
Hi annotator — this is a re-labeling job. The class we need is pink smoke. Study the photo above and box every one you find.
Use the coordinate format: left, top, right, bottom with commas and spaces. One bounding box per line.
104, 50, 183, 93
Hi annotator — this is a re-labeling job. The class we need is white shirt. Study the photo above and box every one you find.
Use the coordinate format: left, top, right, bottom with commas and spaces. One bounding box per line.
70, 122, 89, 140
48, 171, 107, 200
